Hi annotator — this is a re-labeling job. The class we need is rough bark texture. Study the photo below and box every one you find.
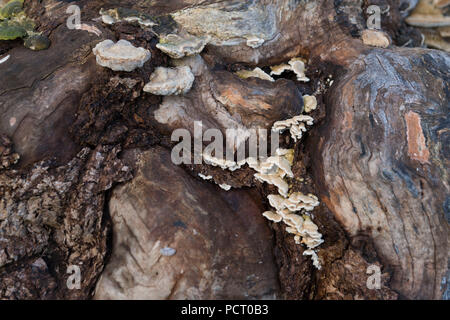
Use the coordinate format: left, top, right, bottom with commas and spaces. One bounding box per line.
311, 48, 449, 299
95, 147, 279, 299
0, 0, 448, 300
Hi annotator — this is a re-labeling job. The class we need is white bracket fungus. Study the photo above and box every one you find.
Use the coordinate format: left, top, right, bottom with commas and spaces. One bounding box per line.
268, 193, 320, 212
198, 173, 213, 180
303, 95, 318, 113
289, 58, 310, 82
270, 63, 291, 76
247, 155, 294, 178
92, 39, 151, 72
272, 115, 314, 142
218, 183, 232, 191
270, 58, 310, 82
263, 193, 323, 269
143, 66, 195, 96
255, 173, 290, 197
303, 249, 321, 270
235, 67, 275, 82
99, 8, 157, 28
198, 172, 232, 190
156, 34, 208, 59
361, 29, 391, 48
167, 58, 324, 268
262, 211, 283, 223
246, 147, 323, 268
202, 153, 246, 171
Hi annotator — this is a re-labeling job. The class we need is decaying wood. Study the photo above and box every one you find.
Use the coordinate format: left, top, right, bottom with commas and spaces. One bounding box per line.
310, 47, 449, 299
95, 147, 279, 299
0, 0, 448, 300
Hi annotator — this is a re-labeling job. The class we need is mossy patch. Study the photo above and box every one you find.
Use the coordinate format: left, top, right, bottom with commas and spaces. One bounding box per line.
0, 1, 49, 50
0, 20, 26, 40
0, 0, 23, 20
24, 33, 50, 51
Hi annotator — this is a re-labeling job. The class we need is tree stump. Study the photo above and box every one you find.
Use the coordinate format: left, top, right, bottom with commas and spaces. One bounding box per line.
0, 0, 448, 300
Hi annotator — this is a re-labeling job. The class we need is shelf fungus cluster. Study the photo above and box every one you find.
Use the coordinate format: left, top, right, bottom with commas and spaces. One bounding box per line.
0, 0, 50, 50
99, 8, 158, 28
270, 58, 310, 82
405, 0, 450, 52
272, 115, 315, 142
361, 29, 392, 48
303, 95, 317, 113
200, 129, 323, 269
257, 147, 323, 269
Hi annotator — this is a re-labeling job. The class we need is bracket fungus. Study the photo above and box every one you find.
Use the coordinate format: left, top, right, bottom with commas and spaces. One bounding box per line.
262, 211, 283, 223
303, 95, 318, 113
361, 29, 392, 48
218, 183, 232, 191
99, 8, 158, 28
202, 153, 247, 171
272, 115, 315, 142
255, 173, 290, 197
404, 0, 450, 52
249, 154, 295, 197
92, 40, 151, 72
143, 66, 195, 96
270, 64, 291, 76
268, 193, 320, 212
170, 2, 277, 48
156, 34, 208, 59
420, 28, 450, 51
270, 58, 310, 82
264, 193, 323, 268
198, 173, 213, 181
198, 112, 322, 268
288, 58, 310, 82
406, 0, 450, 27
235, 67, 275, 82
303, 249, 321, 270
249, 139, 322, 268
198, 172, 232, 190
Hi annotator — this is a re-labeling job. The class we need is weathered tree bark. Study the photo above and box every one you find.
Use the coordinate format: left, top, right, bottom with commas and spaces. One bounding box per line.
310, 47, 449, 299
0, 0, 448, 300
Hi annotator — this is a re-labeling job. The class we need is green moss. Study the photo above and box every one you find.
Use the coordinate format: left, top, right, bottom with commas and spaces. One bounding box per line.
11, 12, 34, 32
0, 20, 26, 40
0, 0, 24, 20
24, 33, 50, 51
